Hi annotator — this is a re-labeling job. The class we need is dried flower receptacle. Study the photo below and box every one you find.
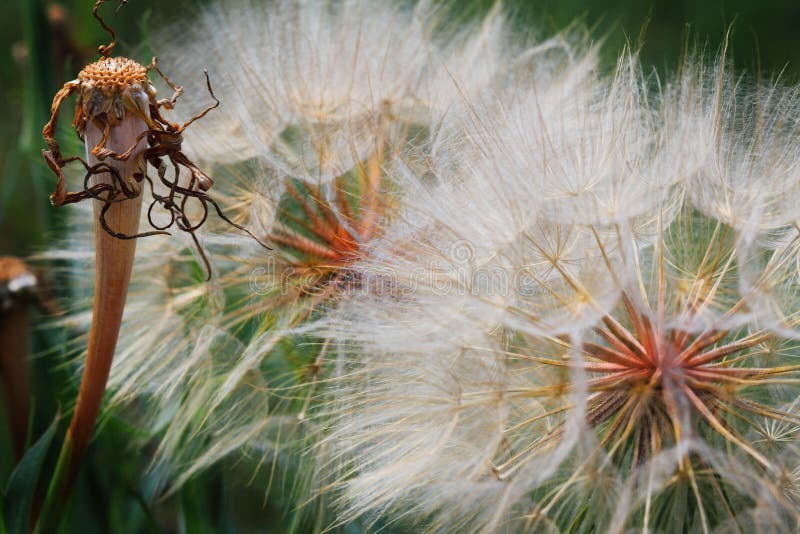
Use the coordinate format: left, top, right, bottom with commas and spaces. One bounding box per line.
74, 57, 149, 467
41, 3, 259, 277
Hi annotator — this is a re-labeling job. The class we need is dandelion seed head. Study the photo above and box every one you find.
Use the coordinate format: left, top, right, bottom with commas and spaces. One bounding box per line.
321, 56, 800, 532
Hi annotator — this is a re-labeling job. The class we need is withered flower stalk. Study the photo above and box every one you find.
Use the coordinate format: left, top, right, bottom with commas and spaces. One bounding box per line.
0, 257, 37, 461
36, 0, 249, 528
38, 22, 150, 532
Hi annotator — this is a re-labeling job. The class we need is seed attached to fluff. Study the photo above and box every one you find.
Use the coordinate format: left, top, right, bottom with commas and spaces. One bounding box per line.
0, 257, 37, 461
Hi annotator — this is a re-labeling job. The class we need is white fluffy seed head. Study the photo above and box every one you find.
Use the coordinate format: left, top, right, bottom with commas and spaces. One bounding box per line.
319, 53, 800, 532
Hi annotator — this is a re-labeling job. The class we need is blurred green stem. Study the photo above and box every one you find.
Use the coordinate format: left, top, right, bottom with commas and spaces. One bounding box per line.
7, 0, 54, 247
20, 0, 51, 155
33, 431, 72, 534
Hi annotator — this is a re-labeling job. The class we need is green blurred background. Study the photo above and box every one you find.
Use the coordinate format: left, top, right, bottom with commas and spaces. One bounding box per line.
0, 0, 798, 532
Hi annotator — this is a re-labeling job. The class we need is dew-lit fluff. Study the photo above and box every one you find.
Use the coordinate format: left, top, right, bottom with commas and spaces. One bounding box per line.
318, 58, 800, 532
328, 53, 669, 353
42, 0, 531, 499
150, 0, 526, 181
661, 56, 800, 342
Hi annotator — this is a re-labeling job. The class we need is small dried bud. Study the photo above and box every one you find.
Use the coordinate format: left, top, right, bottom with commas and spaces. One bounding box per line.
0, 257, 37, 312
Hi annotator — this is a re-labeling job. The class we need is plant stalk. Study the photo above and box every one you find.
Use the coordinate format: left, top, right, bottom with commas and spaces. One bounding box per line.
0, 305, 31, 461
35, 115, 147, 533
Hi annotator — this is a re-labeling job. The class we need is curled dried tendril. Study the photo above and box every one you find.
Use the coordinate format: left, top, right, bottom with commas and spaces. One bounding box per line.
41, 0, 270, 279
94, 0, 126, 58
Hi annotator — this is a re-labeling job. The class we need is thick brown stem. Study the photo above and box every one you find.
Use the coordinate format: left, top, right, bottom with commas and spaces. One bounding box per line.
0, 305, 31, 460
63, 115, 146, 489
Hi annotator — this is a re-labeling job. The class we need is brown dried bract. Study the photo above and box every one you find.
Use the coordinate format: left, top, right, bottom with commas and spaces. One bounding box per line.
41, 0, 269, 278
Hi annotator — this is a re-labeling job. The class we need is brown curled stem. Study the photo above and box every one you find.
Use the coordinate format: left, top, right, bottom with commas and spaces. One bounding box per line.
42, 81, 81, 206
179, 70, 220, 132
93, 0, 128, 58
147, 57, 184, 109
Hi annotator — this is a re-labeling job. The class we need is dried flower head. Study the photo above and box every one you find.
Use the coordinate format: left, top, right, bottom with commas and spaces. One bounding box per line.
34, 2, 267, 527
42, 0, 265, 277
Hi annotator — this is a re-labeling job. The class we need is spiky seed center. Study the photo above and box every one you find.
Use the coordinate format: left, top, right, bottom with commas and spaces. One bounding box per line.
583, 293, 777, 467
78, 57, 148, 93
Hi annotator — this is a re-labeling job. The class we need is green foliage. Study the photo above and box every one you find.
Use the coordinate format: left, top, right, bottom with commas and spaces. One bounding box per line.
3, 416, 57, 534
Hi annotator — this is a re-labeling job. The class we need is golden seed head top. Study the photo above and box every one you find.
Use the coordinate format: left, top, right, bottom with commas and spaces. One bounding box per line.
78, 56, 149, 94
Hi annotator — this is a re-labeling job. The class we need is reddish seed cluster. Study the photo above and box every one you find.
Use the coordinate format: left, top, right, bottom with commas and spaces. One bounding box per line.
582, 293, 773, 466
269, 145, 385, 293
